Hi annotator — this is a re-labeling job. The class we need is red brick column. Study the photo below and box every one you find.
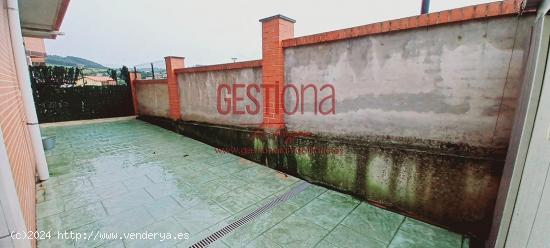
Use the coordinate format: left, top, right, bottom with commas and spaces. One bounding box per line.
164, 56, 185, 120
260, 15, 295, 130
128, 72, 141, 115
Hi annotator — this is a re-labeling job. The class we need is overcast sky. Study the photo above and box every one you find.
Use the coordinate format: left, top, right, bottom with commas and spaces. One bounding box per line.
45, 0, 495, 68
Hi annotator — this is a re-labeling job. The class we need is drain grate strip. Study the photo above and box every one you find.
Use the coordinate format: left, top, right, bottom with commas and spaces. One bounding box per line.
189, 181, 310, 248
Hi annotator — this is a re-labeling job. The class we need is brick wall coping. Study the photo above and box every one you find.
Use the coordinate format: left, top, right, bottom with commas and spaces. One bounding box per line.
282, 0, 528, 48
175, 60, 262, 74
260, 14, 296, 23
134, 79, 168, 84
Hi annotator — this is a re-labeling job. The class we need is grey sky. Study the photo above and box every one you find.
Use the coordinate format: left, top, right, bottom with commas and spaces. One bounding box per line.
45, 0, 494, 67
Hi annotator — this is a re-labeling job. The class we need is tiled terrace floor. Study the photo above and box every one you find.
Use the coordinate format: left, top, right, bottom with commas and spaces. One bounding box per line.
37, 119, 469, 248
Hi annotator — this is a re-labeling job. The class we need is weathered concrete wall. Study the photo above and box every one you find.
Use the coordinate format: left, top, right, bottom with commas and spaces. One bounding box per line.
281, 135, 501, 237
136, 83, 170, 118
178, 68, 263, 127
139, 14, 535, 239
285, 16, 532, 150
138, 114, 499, 237
281, 15, 534, 238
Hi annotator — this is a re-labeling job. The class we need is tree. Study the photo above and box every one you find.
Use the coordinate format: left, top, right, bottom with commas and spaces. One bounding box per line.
120, 66, 130, 86
108, 69, 118, 83
29, 65, 80, 88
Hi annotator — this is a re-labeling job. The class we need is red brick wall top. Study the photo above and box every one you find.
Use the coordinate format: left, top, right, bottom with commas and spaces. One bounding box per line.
175, 60, 262, 74
134, 79, 168, 84
282, 0, 527, 48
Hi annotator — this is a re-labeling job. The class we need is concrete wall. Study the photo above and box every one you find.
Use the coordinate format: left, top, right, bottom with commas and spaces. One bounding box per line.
136, 82, 170, 118
280, 15, 534, 237
137, 12, 535, 238
178, 67, 263, 127
285, 16, 532, 150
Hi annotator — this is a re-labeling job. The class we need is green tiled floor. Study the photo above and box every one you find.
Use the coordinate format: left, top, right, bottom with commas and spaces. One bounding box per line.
37, 119, 469, 248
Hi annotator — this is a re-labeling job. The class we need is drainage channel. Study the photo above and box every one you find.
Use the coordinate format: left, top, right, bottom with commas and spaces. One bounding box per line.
189, 181, 310, 248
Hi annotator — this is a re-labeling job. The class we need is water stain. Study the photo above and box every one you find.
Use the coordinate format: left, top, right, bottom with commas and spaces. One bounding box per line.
336, 91, 471, 114
139, 103, 506, 239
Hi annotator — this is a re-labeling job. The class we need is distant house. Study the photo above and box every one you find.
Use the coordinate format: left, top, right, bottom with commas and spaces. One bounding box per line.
75, 76, 116, 86
24, 37, 46, 65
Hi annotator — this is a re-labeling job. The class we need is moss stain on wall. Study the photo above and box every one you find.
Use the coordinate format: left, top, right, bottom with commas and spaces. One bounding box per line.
138, 115, 504, 238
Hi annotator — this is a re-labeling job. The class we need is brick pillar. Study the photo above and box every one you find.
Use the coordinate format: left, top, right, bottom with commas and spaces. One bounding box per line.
164, 56, 185, 120
128, 71, 141, 115
260, 15, 295, 131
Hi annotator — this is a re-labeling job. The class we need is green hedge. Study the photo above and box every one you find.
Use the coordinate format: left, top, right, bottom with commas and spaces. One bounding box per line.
33, 86, 134, 123
29, 65, 134, 123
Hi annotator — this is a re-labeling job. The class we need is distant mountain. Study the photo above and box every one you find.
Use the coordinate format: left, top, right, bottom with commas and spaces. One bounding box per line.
46, 55, 108, 69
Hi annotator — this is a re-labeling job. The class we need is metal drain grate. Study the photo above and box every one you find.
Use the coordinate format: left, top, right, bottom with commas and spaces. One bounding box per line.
189, 181, 310, 248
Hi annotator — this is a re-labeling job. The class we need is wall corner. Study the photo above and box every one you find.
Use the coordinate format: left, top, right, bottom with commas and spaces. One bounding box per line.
260, 15, 295, 131
164, 56, 185, 120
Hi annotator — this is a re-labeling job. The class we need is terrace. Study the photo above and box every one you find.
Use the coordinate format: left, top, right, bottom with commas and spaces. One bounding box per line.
36, 119, 468, 248
1, 0, 549, 247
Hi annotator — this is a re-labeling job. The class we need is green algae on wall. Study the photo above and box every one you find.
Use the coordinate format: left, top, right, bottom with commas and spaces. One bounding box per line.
295, 153, 313, 179
366, 154, 393, 201
138, 115, 504, 238
251, 136, 264, 162
282, 135, 503, 238
323, 149, 357, 191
